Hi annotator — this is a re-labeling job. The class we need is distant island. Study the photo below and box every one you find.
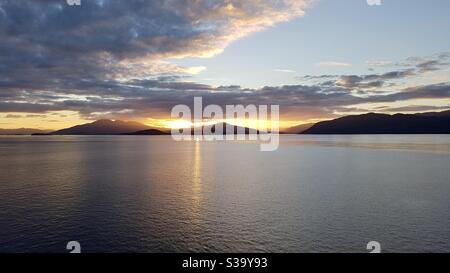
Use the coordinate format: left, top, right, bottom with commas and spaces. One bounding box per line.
196, 122, 259, 135
0, 128, 50, 135
300, 110, 450, 134
129, 122, 259, 135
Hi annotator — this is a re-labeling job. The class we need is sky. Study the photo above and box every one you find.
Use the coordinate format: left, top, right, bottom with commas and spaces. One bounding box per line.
0, 0, 449, 130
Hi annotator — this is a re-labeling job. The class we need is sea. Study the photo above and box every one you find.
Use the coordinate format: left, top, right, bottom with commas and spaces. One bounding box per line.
0, 135, 449, 252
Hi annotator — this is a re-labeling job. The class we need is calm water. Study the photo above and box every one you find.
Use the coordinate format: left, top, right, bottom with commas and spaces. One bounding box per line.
0, 135, 449, 253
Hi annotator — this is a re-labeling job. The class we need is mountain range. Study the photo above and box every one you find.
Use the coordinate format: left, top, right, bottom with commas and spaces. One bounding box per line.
301, 110, 450, 134
38, 120, 260, 135
49, 119, 166, 135
193, 122, 259, 135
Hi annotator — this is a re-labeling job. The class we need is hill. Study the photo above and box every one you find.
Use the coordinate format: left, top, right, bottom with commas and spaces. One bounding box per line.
50, 119, 152, 135
200, 122, 259, 135
301, 110, 450, 134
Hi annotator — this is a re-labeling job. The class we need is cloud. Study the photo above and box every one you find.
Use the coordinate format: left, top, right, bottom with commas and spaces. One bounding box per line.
315, 61, 351, 68
312, 53, 450, 91
0, 0, 310, 89
1, 73, 448, 122
5, 114, 22, 119
275, 69, 296, 73
365, 60, 393, 67
184, 66, 207, 75
398, 52, 450, 72
334, 69, 415, 89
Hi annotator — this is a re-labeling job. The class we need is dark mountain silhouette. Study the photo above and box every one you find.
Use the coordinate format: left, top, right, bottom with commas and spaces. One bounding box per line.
124, 129, 170, 135
38, 120, 261, 136
205, 122, 259, 134
415, 110, 450, 117
127, 122, 262, 135
0, 128, 50, 135
301, 110, 450, 134
187, 122, 260, 135
50, 119, 152, 135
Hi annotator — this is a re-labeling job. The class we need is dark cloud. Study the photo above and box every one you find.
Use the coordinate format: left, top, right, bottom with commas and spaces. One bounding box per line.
304, 53, 450, 91
335, 69, 416, 89
375, 83, 450, 102
400, 52, 450, 72
5, 114, 22, 118
1, 74, 449, 121
0, 0, 308, 89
